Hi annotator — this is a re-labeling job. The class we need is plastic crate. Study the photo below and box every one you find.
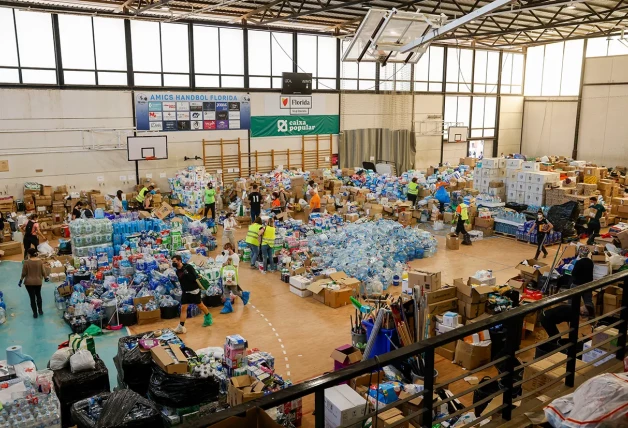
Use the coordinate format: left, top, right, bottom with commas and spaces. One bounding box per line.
362, 319, 398, 359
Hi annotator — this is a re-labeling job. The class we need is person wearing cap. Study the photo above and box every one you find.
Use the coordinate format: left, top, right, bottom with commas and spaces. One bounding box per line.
406, 177, 419, 207
454, 197, 472, 245
540, 246, 596, 339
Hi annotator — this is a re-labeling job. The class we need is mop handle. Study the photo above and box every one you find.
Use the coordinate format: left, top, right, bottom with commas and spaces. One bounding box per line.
362, 309, 388, 361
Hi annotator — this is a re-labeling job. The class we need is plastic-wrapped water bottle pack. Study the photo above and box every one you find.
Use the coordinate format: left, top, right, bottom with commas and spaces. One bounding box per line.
306, 219, 438, 286
168, 166, 219, 212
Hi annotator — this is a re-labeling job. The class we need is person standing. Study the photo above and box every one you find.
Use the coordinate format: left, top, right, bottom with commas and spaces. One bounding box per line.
454, 197, 472, 245
20, 214, 46, 259
113, 190, 124, 215
135, 185, 154, 209
587, 196, 606, 245
278, 187, 289, 212
204, 182, 216, 221
0, 213, 5, 243
261, 217, 276, 273
248, 184, 262, 221
19, 248, 49, 318
222, 212, 238, 249
309, 185, 321, 213
245, 217, 265, 269
172, 255, 212, 334
219, 247, 249, 314
530, 210, 553, 259
72, 202, 83, 220
406, 177, 419, 207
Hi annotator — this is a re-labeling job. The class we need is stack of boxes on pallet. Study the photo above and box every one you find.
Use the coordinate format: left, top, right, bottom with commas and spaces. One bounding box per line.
473, 158, 506, 199
510, 161, 560, 205
505, 158, 523, 202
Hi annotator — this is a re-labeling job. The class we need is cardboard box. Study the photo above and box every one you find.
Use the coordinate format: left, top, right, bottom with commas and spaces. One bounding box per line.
331, 345, 362, 371
428, 297, 458, 315
592, 326, 619, 351
454, 278, 493, 303
522, 352, 592, 392
151, 344, 189, 374
474, 217, 494, 229
453, 340, 492, 370
376, 408, 409, 428
308, 279, 329, 304
516, 259, 551, 282
457, 300, 486, 320
290, 286, 313, 298
329, 272, 361, 293
603, 285, 623, 314
408, 270, 442, 292
325, 288, 352, 309
0, 241, 21, 257
228, 375, 265, 406
153, 202, 174, 220
324, 384, 367, 428
446, 233, 460, 250
425, 287, 456, 304
209, 407, 282, 428
133, 296, 160, 325
42, 186, 53, 196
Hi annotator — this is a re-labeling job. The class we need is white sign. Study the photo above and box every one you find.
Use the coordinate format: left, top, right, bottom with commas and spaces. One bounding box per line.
119, 175, 127, 182
159, 172, 167, 178
146, 173, 153, 179
97, 176, 105, 182
264, 94, 329, 116
128, 174, 136, 181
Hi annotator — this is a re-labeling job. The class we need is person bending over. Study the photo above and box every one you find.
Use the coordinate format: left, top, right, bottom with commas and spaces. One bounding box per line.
172, 255, 212, 334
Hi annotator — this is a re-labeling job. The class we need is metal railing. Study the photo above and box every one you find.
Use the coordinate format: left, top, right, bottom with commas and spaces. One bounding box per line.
199, 271, 628, 428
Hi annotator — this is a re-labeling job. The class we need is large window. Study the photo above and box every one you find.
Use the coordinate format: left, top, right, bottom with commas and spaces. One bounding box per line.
247, 30, 293, 89
380, 63, 411, 92
471, 96, 497, 138
414, 46, 444, 92
193, 26, 244, 88
500, 53, 523, 94
586, 36, 628, 57
340, 40, 376, 90
131, 21, 189, 87
524, 40, 584, 96
0, 9, 57, 84
446, 47, 473, 92
58, 15, 127, 85
297, 35, 337, 89
473, 50, 499, 94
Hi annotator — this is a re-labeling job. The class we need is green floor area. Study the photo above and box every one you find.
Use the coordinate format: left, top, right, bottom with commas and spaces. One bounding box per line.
0, 260, 126, 388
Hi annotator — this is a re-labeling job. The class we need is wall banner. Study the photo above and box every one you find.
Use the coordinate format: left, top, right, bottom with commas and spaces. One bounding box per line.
135, 92, 251, 131
251, 115, 339, 137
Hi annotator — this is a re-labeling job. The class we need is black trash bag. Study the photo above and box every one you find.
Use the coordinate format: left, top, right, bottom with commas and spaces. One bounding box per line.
53, 355, 110, 404
505, 202, 528, 213
116, 334, 154, 394
148, 366, 220, 408
547, 201, 580, 237
71, 390, 163, 428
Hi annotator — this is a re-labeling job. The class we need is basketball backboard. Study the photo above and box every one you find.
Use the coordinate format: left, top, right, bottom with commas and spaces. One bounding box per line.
342, 8, 445, 64
447, 126, 469, 143
127, 135, 168, 161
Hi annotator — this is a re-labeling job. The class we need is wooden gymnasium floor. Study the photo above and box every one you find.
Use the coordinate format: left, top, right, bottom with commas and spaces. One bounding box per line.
4, 224, 579, 426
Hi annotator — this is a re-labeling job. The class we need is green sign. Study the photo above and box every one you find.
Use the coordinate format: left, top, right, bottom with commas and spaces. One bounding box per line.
251, 115, 339, 137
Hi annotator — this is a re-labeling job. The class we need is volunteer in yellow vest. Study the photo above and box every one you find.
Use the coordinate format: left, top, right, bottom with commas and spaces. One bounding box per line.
454, 197, 472, 246
245, 216, 265, 269
135, 185, 154, 209
261, 217, 276, 273
204, 182, 217, 220
406, 177, 419, 206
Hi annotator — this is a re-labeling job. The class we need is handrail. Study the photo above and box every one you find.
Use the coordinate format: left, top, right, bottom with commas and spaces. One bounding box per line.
198, 270, 628, 427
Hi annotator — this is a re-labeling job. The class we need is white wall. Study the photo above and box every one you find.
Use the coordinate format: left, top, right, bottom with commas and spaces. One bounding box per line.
498, 96, 523, 155
414, 94, 443, 169
340, 93, 413, 131
521, 97, 578, 158
578, 55, 628, 166
0, 89, 339, 198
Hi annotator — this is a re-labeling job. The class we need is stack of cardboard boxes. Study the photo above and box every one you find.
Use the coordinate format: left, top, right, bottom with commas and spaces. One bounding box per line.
306, 271, 360, 309
473, 158, 506, 199
515, 167, 560, 206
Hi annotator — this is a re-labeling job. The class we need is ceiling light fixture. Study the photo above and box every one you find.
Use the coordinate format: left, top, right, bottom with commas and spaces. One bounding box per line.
566, 1, 576, 9
160, 6, 170, 11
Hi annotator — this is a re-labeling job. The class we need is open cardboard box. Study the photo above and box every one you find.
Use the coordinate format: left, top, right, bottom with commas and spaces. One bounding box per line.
329, 271, 361, 293
453, 340, 491, 370
408, 270, 441, 292
325, 287, 352, 308
228, 375, 265, 406
134, 296, 161, 325
307, 279, 330, 304
516, 259, 551, 282
331, 345, 362, 371
454, 278, 494, 303
151, 344, 189, 374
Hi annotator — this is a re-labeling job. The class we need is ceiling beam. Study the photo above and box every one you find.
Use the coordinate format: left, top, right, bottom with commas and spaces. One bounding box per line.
260, 0, 366, 24
134, 0, 172, 14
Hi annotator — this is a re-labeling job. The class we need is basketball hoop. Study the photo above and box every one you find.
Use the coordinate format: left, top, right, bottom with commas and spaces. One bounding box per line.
145, 156, 157, 161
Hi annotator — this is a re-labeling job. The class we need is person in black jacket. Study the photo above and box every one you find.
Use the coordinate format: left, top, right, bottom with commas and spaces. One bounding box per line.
172, 255, 212, 334
540, 247, 596, 338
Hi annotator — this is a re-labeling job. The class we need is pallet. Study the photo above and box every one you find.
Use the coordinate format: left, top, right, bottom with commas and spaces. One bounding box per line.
494, 231, 516, 237
516, 238, 559, 247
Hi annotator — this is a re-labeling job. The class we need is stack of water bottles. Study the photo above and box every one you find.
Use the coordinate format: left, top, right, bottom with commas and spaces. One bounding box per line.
112, 216, 169, 255
0, 290, 6, 325
0, 377, 60, 428
494, 209, 527, 236
517, 220, 562, 245
307, 219, 438, 287
69, 219, 114, 259
168, 166, 218, 212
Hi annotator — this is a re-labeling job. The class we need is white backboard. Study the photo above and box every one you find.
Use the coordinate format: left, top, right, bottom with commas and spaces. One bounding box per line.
448, 127, 468, 143
127, 136, 168, 161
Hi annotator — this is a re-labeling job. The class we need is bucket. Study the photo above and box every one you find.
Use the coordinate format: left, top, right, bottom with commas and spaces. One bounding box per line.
160, 305, 180, 319
392, 275, 401, 287
119, 311, 137, 327
362, 319, 398, 358
352, 332, 367, 348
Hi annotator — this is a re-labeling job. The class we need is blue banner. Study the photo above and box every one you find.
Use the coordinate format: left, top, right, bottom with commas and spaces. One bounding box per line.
135, 92, 251, 132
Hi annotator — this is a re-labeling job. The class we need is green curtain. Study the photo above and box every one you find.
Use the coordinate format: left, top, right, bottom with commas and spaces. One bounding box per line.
339, 128, 416, 173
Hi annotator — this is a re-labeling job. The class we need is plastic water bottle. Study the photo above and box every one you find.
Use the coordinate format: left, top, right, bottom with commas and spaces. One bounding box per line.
0, 308, 5, 325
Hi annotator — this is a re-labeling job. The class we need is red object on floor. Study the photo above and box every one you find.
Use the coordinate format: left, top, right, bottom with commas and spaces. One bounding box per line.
524, 289, 543, 301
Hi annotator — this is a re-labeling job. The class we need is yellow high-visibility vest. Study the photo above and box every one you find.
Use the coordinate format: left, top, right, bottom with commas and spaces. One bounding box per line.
458, 203, 469, 221
407, 182, 419, 195
262, 226, 276, 246
136, 187, 148, 203
246, 224, 263, 246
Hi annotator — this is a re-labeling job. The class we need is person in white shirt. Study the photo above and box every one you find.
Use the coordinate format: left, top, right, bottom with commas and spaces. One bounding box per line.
222, 212, 238, 249
222, 243, 240, 267
113, 190, 125, 215
306, 180, 315, 202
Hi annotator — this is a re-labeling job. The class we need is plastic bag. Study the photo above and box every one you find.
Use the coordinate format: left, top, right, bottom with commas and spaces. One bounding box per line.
435, 186, 450, 204
547, 201, 579, 237
37, 241, 55, 256
53, 355, 109, 404
148, 366, 220, 408
608, 253, 625, 270
50, 347, 74, 370
70, 349, 96, 373
116, 334, 155, 395
545, 373, 628, 428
